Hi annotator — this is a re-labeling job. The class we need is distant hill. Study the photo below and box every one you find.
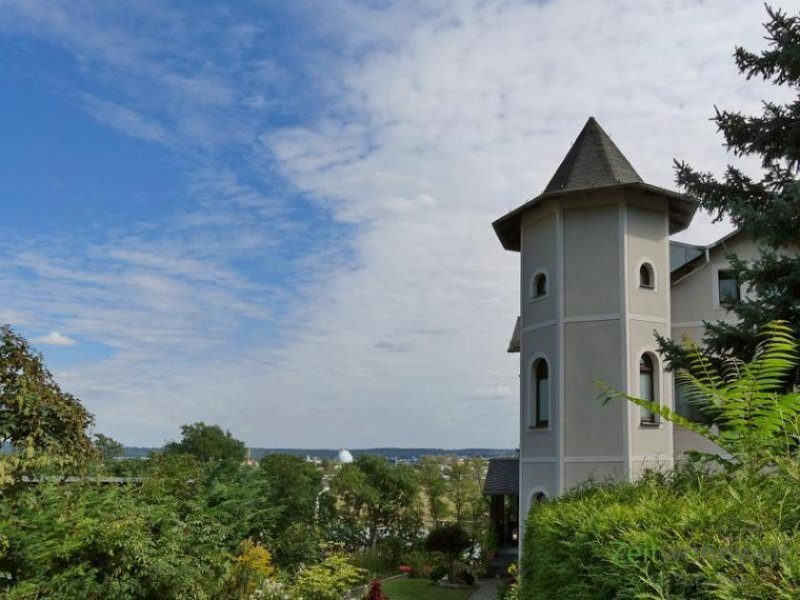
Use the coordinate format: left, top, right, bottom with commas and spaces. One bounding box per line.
122, 446, 516, 461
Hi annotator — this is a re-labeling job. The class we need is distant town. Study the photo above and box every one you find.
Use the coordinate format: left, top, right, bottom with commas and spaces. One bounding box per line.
121, 446, 517, 464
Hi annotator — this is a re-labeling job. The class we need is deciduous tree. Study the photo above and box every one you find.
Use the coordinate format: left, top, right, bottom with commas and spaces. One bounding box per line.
0, 325, 94, 486
164, 422, 246, 463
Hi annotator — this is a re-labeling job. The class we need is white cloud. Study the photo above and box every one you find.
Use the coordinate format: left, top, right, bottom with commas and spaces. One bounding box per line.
80, 94, 171, 144
34, 331, 77, 346
1, 0, 795, 448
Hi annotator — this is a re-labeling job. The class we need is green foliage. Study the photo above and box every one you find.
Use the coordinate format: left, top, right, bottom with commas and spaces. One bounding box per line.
602, 321, 800, 471
660, 5, 800, 379
93, 433, 124, 462
259, 454, 323, 536
290, 554, 366, 600
400, 549, 443, 579
164, 422, 246, 463
0, 482, 230, 599
418, 456, 449, 526
443, 458, 489, 549
0, 328, 485, 597
228, 539, 275, 598
520, 468, 800, 599
202, 459, 280, 547
272, 522, 323, 571
0, 325, 94, 487
424, 525, 471, 559
331, 455, 421, 549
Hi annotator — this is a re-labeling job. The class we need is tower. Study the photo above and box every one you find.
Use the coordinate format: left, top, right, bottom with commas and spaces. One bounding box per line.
493, 118, 696, 542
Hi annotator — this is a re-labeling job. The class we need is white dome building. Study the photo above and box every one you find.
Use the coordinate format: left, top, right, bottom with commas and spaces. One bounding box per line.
337, 449, 354, 464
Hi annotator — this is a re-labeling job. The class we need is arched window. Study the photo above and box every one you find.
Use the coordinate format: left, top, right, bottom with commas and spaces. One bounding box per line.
531, 271, 547, 300
639, 354, 657, 423
533, 272, 547, 298
531, 359, 550, 428
639, 263, 654, 289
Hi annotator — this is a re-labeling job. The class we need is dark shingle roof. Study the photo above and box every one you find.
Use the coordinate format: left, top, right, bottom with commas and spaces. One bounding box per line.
483, 457, 519, 496
492, 117, 697, 251
544, 117, 642, 193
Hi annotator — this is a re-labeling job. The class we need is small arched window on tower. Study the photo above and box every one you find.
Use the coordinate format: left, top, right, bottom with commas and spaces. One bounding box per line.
639, 354, 658, 424
639, 262, 655, 289
531, 271, 548, 299
530, 359, 550, 428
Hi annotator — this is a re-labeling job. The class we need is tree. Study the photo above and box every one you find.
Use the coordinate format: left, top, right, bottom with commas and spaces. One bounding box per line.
659, 5, 800, 385
164, 422, 246, 463
260, 453, 323, 532
418, 456, 449, 527
258, 453, 325, 566
0, 480, 231, 599
93, 433, 124, 462
331, 455, 419, 549
0, 325, 94, 486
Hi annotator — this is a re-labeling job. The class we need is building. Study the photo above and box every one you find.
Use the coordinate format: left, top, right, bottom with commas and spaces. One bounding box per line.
491, 117, 775, 549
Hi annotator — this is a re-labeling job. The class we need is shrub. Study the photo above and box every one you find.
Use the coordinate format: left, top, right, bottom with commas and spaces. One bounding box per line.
291, 554, 366, 600
351, 548, 389, 578
400, 549, 441, 579
521, 465, 800, 599
0, 482, 230, 599
228, 539, 275, 597
428, 563, 449, 582
424, 524, 472, 559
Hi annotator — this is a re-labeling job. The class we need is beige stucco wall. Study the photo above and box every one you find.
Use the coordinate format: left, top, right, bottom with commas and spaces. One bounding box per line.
564, 319, 624, 459
564, 461, 625, 490
564, 203, 620, 317
520, 325, 558, 459
671, 232, 759, 329
520, 462, 557, 516
670, 232, 762, 459
521, 211, 557, 329
627, 203, 669, 318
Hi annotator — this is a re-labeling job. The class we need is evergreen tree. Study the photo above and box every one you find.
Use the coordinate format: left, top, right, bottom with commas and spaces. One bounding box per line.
658, 5, 800, 385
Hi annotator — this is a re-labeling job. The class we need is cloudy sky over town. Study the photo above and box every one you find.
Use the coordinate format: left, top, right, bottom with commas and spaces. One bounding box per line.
0, 0, 793, 447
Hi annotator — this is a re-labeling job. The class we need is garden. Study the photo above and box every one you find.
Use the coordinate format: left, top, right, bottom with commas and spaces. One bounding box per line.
0, 324, 494, 599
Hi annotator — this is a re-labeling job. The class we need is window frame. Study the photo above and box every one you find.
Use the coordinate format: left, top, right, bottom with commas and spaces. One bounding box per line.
528, 357, 551, 430
638, 353, 659, 426
529, 269, 550, 302
715, 267, 741, 308
637, 259, 656, 291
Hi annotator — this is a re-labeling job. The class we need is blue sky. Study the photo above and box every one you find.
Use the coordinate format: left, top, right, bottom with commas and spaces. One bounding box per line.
0, 0, 789, 447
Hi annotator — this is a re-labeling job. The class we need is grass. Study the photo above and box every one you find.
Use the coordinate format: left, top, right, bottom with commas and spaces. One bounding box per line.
381, 578, 475, 600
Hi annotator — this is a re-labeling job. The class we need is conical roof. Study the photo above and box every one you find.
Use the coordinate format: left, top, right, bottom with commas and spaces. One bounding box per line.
492, 117, 697, 252
543, 117, 642, 194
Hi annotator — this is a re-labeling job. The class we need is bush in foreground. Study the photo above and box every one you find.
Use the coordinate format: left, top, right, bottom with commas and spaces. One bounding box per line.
522, 467, 800, 599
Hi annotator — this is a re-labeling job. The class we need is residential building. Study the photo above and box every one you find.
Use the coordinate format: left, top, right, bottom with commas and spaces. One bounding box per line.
490, 117, 777, 550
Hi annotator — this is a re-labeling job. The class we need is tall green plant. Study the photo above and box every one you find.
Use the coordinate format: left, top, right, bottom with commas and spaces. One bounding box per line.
600, 321, 800, 470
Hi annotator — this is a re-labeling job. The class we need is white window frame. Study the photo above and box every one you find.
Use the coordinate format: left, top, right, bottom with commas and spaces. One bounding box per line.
638, 351, 661, 427
713, 264, 742, 310
635, 258, 657, 292
527, 354, 551, 431
529, 268, 550, 303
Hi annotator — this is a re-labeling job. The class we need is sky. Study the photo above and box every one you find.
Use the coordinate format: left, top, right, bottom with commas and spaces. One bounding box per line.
0, 0, 795, 448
